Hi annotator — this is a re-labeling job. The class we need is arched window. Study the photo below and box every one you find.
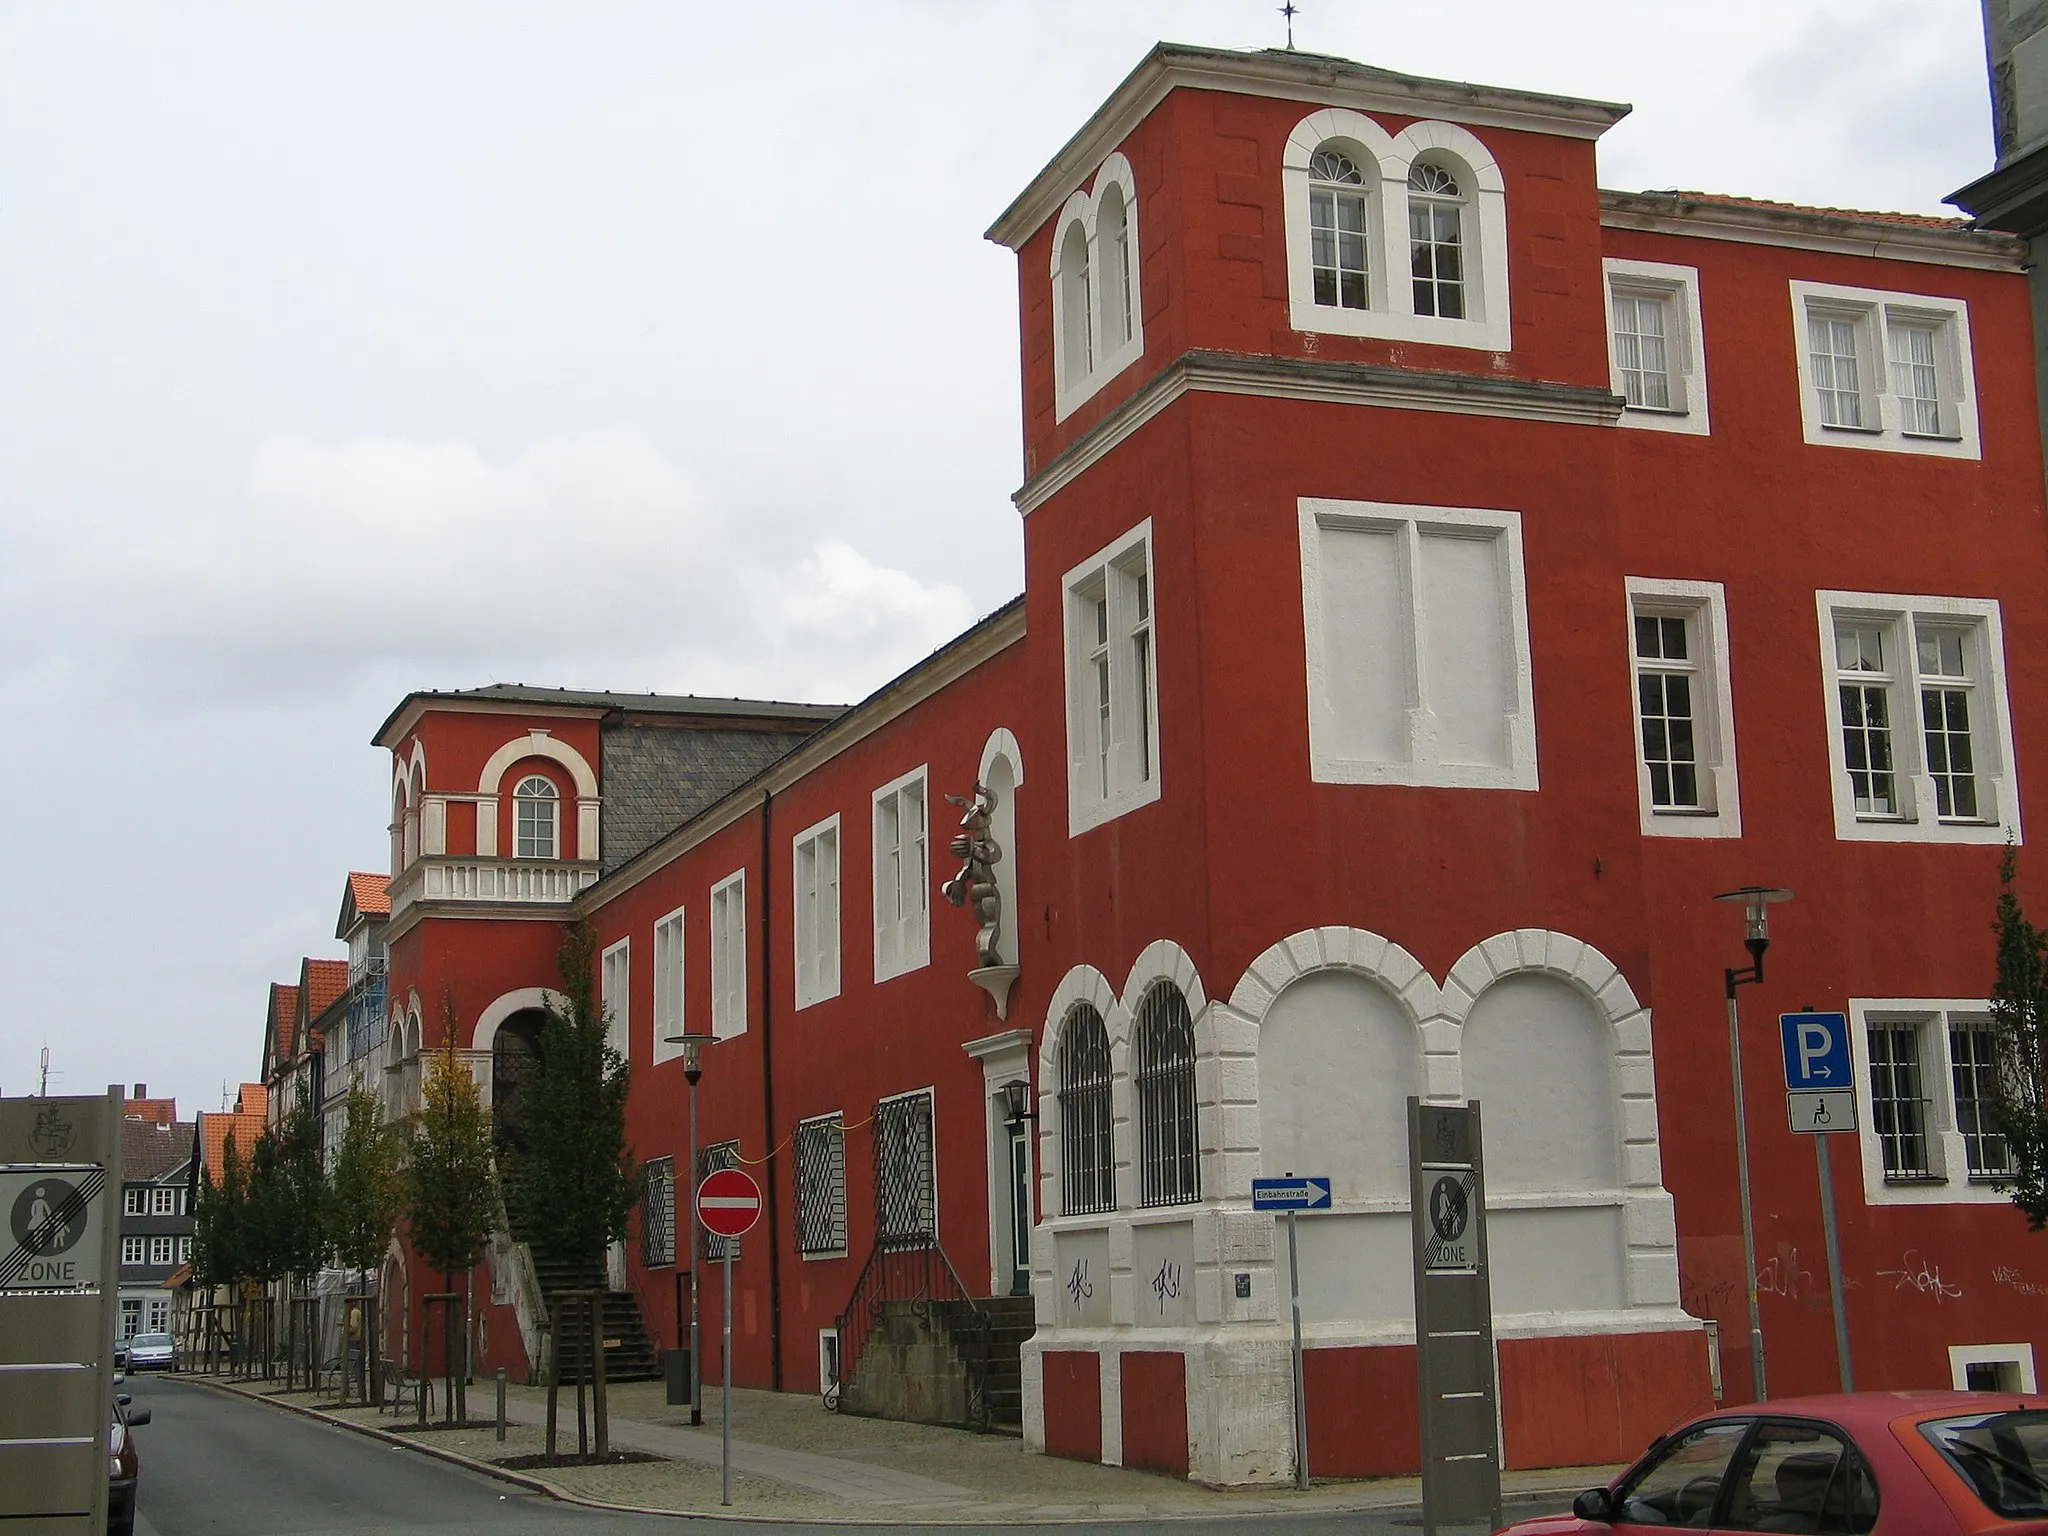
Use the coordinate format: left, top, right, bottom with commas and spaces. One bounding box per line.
1098, 185, 1133, 351
1407, 161, 1465, 319
1309, 146, 1370, 310
514, 775, 559, 859
1057, 1003, 1114, 1214
1133, 981, 1199, 1206
1059, 220, 1093, 389
391, 784, 407, 876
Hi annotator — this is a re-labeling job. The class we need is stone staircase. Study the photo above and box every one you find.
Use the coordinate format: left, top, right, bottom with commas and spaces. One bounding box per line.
839, 1294, 1035, 1432
973, 1295, 1034, 1433
530, 1253, 661, 1383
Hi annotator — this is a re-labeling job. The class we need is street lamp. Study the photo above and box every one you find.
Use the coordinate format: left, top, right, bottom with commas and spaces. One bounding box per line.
666, 1027, 710, 1427
1713, 885, 1792, 1403
999, 1078, 1037, 1129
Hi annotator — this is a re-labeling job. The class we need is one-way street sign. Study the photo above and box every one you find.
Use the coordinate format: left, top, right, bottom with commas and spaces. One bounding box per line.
1781, 1011, 1853, 1092
1252, 1176, 1332, 1211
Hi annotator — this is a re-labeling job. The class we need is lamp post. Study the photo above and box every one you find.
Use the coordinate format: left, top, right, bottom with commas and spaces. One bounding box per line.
1713, 885, 1793, 1404
666, 1028, 710, 1427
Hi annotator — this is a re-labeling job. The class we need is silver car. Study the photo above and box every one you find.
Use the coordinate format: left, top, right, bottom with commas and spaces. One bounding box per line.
126, 1332, 174, 1371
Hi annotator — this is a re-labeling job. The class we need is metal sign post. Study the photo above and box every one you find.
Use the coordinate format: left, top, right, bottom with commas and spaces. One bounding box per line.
1408, 1099, 1499, 1536
1252, 1175, 1331, 1491
1781, 1011, 1855, 1392
696, 1166, 763, 1509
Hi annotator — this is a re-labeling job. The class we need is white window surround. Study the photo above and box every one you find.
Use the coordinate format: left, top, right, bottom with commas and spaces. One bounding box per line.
652, 904, 687, 1065
1625, 578, 1740, 837
514, 774, 560, 860
873, 768, 931, 983
1847, 999, 2010, 1207
792, 814, 842, 1010
1604, 259, 1710, 435
1282, 109, 1511, 351
1063, 520, 1163, 834
1298, 498, 1538, 790
710, 871, 747, 1041
599, 937, 630, 1061
1789, 281, 1980, 459
1949, 1344, 2038, 1392
1814, 591, 2019, 845
1051, 152, 1145, 422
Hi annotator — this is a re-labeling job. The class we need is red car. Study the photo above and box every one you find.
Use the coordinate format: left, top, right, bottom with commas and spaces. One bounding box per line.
1499, 1392, 2048, 1534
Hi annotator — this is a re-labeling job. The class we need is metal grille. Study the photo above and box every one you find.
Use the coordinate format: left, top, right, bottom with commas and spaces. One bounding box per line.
1868, 1024, 1933, 1179
872, 1091, 936, 1250
696, 1141, 743, 1261
640, 1156, 675, 1268
794, 1115, 848, 1256
1057, 1004, 1114, 1215
1950, 1020, 2012, 1177
1134, 982, 1200, 1207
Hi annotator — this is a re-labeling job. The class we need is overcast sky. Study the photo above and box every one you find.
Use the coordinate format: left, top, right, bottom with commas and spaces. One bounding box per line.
0, 0, 1998, 1112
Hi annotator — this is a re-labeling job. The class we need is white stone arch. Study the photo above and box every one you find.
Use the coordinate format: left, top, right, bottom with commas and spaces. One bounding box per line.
1387, 119, 1510, 332
476, 730, 598, 861
1049, 151, 1146, 421
472, 987, 561, 1053
1382, 119, 1505, 194
1039, 964, 1121, 1216
1118, 940, 1207, 1206
977, 726, 1025, 790
978, 728, 1024, 971
1282, 108, 1400, 325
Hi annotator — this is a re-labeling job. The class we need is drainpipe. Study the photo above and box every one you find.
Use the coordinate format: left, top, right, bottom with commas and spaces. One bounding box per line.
759, 789, 785, 1390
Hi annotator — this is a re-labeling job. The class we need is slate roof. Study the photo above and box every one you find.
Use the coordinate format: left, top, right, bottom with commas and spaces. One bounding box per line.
375, 684, 844, 745
124, 1118, 194, 1182
600, 720, 834, 874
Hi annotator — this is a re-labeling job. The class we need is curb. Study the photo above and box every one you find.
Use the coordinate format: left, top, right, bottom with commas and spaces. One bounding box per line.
171, 1375, 1600, 1527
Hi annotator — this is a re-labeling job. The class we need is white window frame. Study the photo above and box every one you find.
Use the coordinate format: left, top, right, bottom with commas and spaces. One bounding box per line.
872, 769, 931, 983
1789, 282, 1979, 459
651, 904, 688, 1065
1849, 999, 2014, 1207
151, 1186, 177, 1215
125, 1188, 145, 1217
709, 871, 747, 1040
122, 1236, 145, 1266
1051, 153, 1145, 422
179, 1235, 192, 1263
1063, 521, 1162, 834
1298, 498, 1538, 790
1815, 591, 2018, 844
513, 773, 561, 859
1950, 1344, 2038, 1392
1604, 260, 1709, 435
149, 1235, 174, 1267
1281, 109, 1512, 351
1625, 578, 1740, 837
599, 937, 631, 1062
792, 815, 842, 1010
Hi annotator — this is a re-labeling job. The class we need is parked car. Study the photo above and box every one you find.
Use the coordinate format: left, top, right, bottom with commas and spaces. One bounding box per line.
1499, 1392, 2048, 1534
113, 1336, 128, 1371
125, 1332, 174, 1372
109, 1392, 150, 1536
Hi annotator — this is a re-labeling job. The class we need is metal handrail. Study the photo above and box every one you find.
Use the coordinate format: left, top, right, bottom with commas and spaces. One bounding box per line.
833, 1239, 992, 1430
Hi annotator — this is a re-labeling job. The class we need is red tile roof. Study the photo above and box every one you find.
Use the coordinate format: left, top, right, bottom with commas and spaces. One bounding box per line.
302, 958, 349, 1019
125, 1096, 178, 1127
268, 983, 301, 1066
196, 1087, 267, 1184
347, 871, 391, 918
1645, 189, 1969, 231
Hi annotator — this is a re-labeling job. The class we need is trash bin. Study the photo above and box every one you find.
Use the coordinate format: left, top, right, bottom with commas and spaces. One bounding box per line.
664, 1347, 692, 1407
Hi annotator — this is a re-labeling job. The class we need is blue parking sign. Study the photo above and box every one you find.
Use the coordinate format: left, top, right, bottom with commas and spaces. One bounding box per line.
1780, 1011, 1853, 1092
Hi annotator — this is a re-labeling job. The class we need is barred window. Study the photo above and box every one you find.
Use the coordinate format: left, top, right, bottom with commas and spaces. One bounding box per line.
1950, 1020, 2011, 1177
1868, 1024, 1933, 1180
1057, 1004, 1114, 1215
696, 1141, 743, 1261
794, 1115, 848, 1257
1133, 982, 1199, 1207
641, 1156, 675, 1268
872, 1090, 936, 1250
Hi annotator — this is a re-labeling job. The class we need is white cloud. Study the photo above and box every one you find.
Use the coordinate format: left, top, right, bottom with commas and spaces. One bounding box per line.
2, 429, 981, 708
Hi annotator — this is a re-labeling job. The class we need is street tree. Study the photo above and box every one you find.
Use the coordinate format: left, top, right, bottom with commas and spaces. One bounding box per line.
327, 1087, 402, 1287
1991, 844, 2048, 1227
276, 1099, 329, 1286
190, 1130, 246, 1292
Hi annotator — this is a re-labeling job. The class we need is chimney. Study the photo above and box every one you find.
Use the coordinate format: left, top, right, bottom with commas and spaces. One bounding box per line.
132, 1083, 146, 1098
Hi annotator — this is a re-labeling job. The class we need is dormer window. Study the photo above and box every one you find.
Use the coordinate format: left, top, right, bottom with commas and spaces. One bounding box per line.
1050, 153, 1144, 421
1406, 161, 1465, 319
1309, 149, 1370, 310
514, 775, 559, 858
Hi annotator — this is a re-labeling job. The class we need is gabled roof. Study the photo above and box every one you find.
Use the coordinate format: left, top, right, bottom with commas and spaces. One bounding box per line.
124, 1118, 195, 1183
193, 1087, 266, 1185
338, 872, 390, 940
262, 983, 300, 1076
299, 958, 349, 1023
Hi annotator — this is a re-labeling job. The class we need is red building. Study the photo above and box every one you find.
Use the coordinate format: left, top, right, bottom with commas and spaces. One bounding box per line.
361, 42, 2048, 1485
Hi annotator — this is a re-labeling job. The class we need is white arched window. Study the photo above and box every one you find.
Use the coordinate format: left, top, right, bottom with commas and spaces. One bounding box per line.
514, 775, 559, 859
1309, 146, 1370, 311
391, 784, 407, 876
1133, 981, 1199, 1207
1057, 1003, 1114, 1215
1058, 219, 1093, 390
1098, 184, 1134, 352
1407, 160, 1466, 319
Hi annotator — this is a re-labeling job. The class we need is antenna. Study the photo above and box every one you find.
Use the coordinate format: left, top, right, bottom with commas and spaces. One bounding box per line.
1279, 1, 1299, 49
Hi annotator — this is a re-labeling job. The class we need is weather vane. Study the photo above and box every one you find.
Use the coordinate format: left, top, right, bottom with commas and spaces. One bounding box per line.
1279, 1, 1298, 50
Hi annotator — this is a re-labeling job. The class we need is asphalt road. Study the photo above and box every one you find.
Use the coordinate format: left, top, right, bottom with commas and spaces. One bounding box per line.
121, 1374, 1573, 1534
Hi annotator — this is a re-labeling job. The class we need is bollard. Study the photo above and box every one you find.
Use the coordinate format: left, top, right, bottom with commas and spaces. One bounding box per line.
496, 1367, 507, 1443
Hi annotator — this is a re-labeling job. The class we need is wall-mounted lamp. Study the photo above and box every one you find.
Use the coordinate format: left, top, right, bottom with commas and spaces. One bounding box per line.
1000, 1078, 1037, 1128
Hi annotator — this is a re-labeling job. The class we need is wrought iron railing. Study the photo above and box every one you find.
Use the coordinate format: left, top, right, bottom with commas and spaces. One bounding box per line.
832, 1238, 992, 1431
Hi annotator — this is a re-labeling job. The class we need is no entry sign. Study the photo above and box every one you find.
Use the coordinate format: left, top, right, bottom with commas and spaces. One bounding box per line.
696, 1167, 763, 1239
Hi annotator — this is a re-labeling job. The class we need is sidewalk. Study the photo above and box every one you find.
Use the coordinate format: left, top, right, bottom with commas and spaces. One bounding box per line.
184, 1371, 1615, 1524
